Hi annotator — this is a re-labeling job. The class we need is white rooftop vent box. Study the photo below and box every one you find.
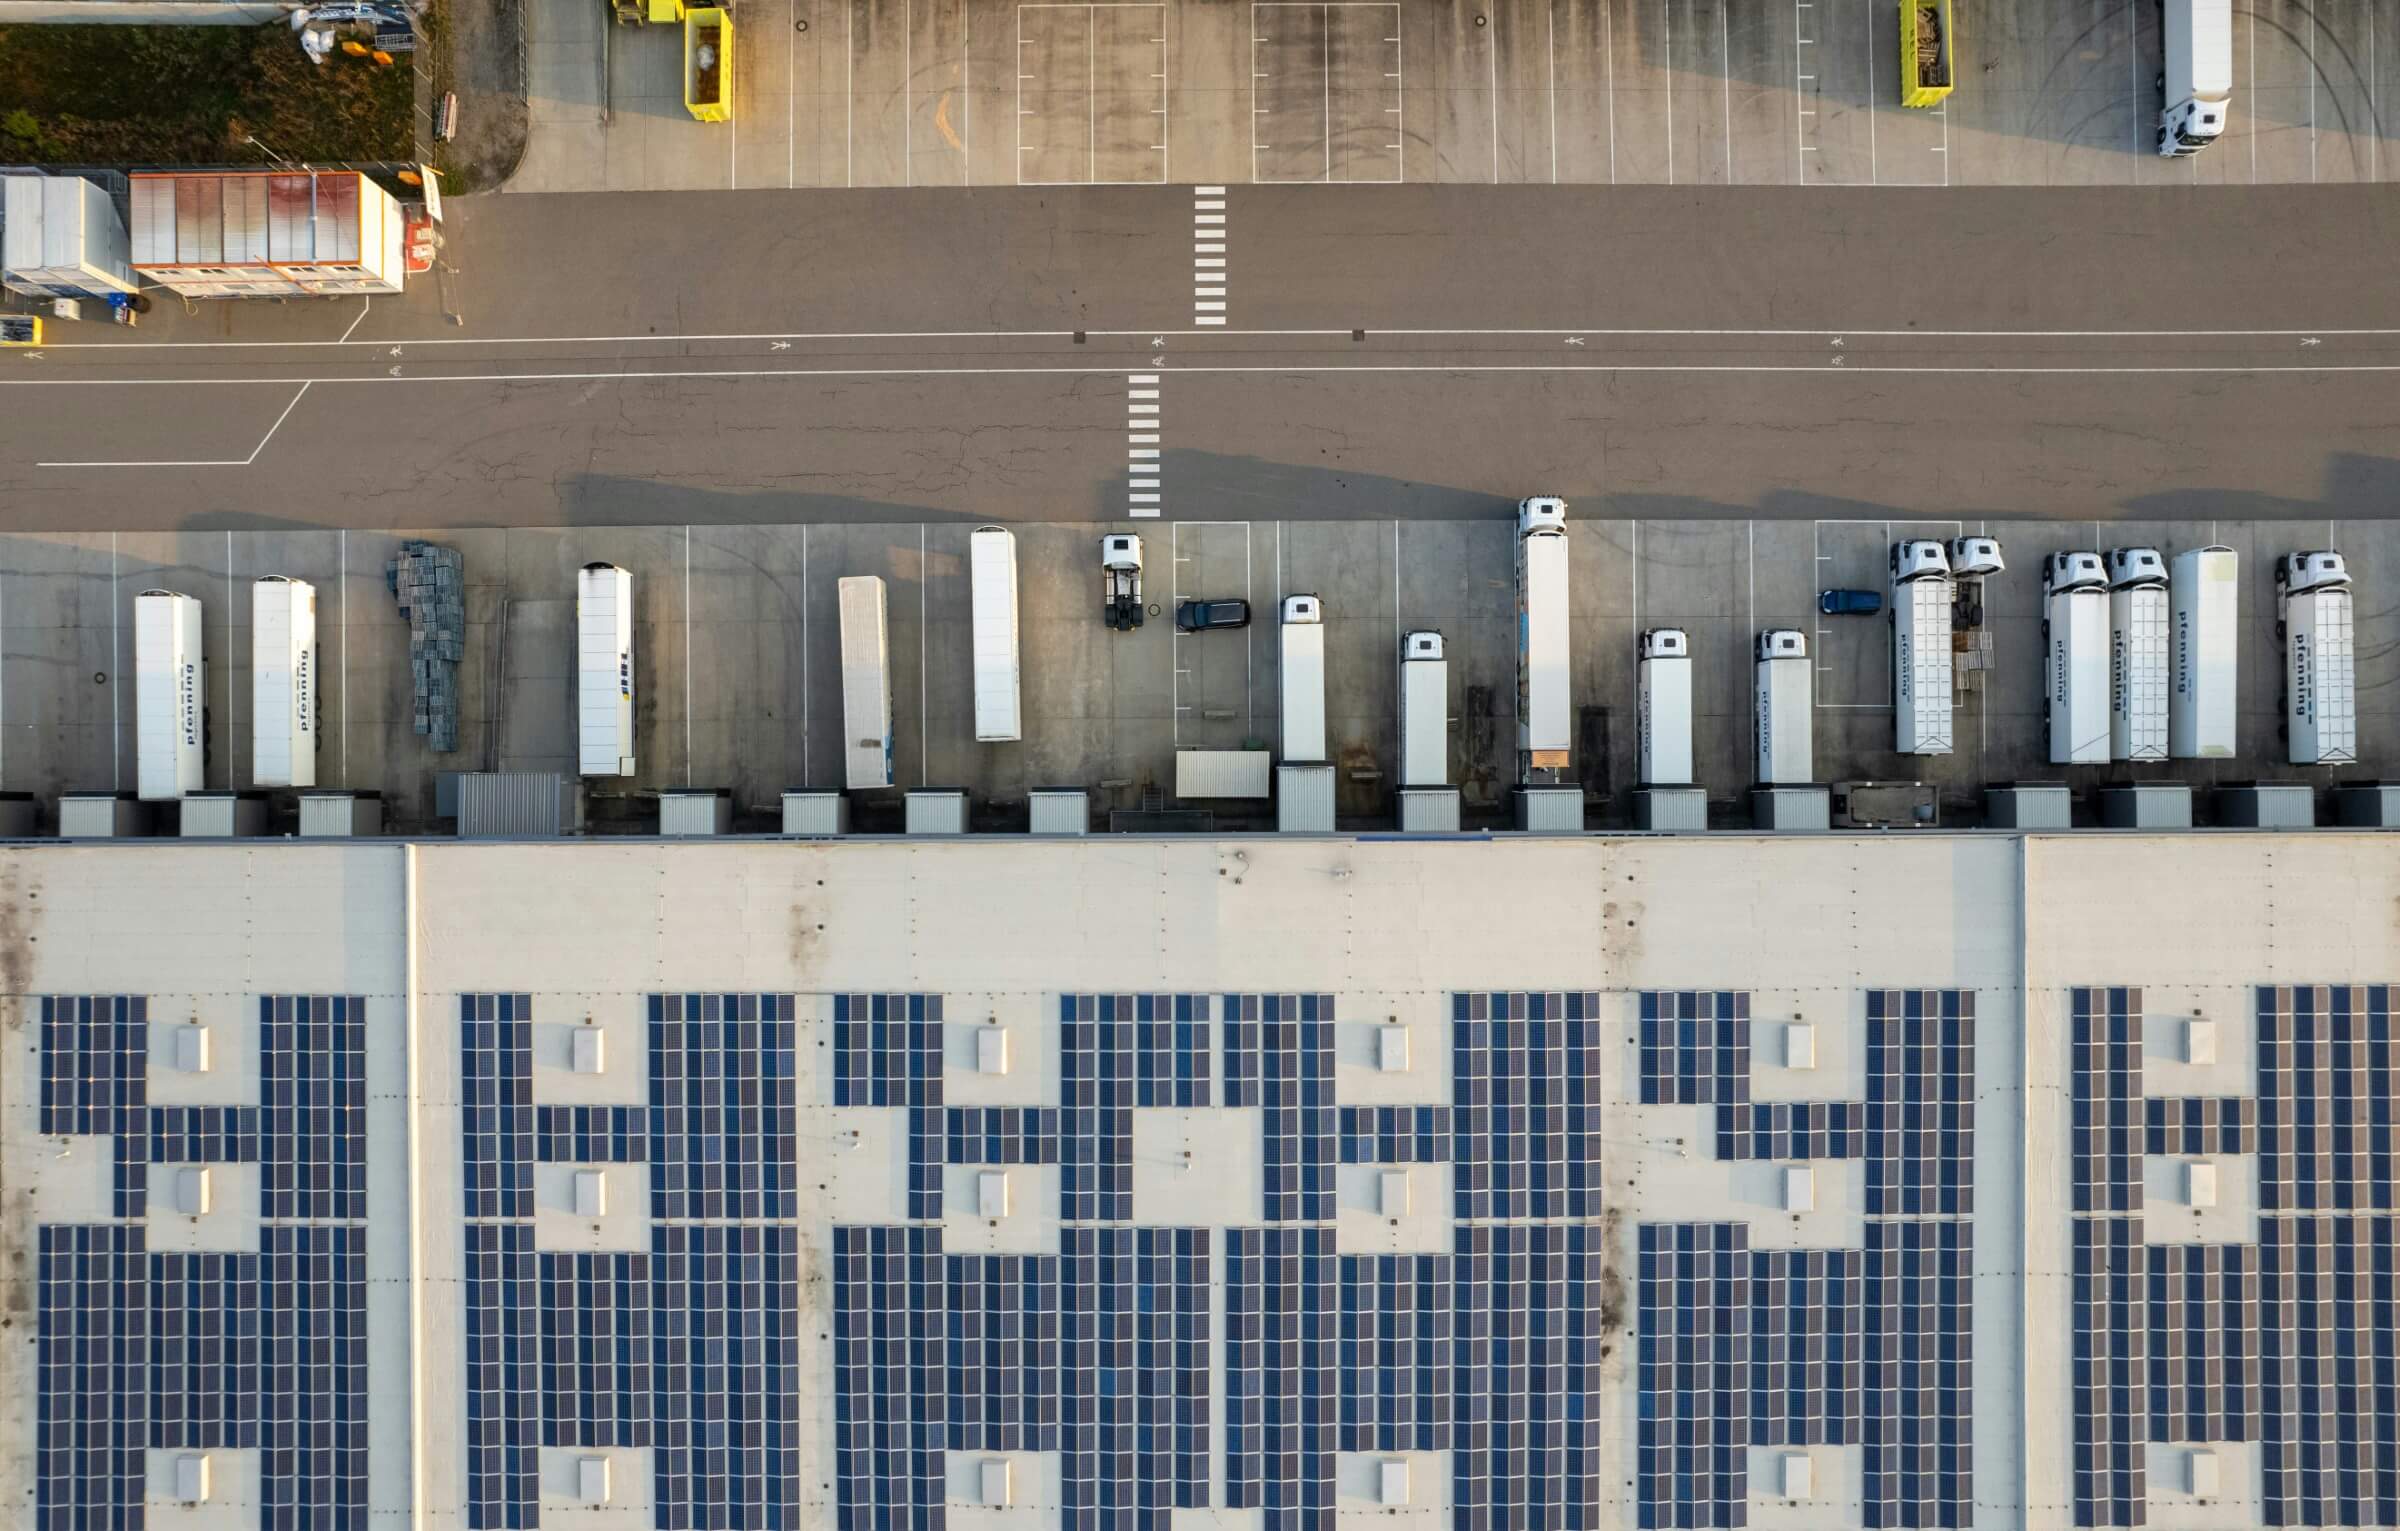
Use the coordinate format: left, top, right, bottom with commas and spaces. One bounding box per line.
573, 1169, 608, 1218
978, 1171, 1010, 1218
577, 1456, 612, 1504
571, 1028, 606, 1075
2186, 1161, 2218, 1208
1783, 1165, 1816, 1213
1377, 1025, 1409, 1073
781, 789, 848, 836
1277, 763, 1335, 834
60, 792, 152, 838
1985, 783, 2072, 830
1027, 788, 1090, 835
1514, 785, 1583, 834
1397, 787, 1461, 834
658, 788, 732, 837
1632, 785, 1706, 832
2184, 1019, 2216, 1067
174, 1025, 211, 1074
174, 1453, 210, 1504
976, 1026, 1010, 1075
980, 1459, 1012, 1507
2215, 782, 2315, 830
2188, 1449, 2219, 1497
906, 789, 968, 836
298, 791, 383, 837
1784, 1023, 1816, 1071
2098, 783, 2193, 830
1781, 1452, 1815, 1500
1379, 1169, 1411, 1216
1378, 1459, 1410, 1506
2334, 783, 2400, 829
1750, 786, 1830, 832
179, 791, 269, 839
175, 1166, 212, 1216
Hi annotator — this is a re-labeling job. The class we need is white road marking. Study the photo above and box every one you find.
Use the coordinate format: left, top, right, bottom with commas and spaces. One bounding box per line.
1128, 372, 1162, 516
40, 381, 313, 467
338, 298, 373, 343
1194, 186, 1228, 326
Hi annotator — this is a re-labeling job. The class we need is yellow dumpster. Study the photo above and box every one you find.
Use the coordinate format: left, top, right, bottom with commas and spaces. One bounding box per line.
684, 6, 733, 122
644, 0, 683, 24
1900, 0, 1954, 108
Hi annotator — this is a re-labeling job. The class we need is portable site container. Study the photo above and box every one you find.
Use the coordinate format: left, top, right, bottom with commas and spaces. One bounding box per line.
1, 175, 137, 301
129, 171, 404, 298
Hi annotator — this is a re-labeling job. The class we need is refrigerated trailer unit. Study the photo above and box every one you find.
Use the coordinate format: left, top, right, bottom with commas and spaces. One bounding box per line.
1755, 629, 1813, 785
2170, 546, 2238, 759
1638, 628, 1693, 786
135, 589, 205, 801
576, 563, 636, 778
1516, 498, 1571, 777
2279, 550, 2356, 767
2106, 548, 2170, 763
250, 576, 317, 788
2044, 552, 2111, 766
1399, 630, 1448, 787
839, 576, 894, 789
969, 527, 1022, 742
1890, 541, 1953, 756
2159, 0, 2234, 156
1281, 595, 1327, 761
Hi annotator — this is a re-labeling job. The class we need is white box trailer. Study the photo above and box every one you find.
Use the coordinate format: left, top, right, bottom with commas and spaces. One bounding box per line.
1516, 498, 1571, 777
2159, 0, 2234, 156
839, 576, 894, 789
2044, 552, 2112, 766
2170, 546, 2238, 759
135, 590, 205, 801
2, 175, 137, 301
249, 576, 318, 788
1890, 542, 1953, 756
576, 563, 636, 778
2279, 551, 2356, 766
1638, 628, 1693, 786
969, 527, 1022, 742
1281, 594, 1326, 761
2106, 548, 2170, 763
1399, 630, 1447, 787
1755, 629, 1813, 785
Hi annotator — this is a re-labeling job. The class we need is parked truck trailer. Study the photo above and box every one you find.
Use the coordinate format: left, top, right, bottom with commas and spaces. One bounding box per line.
1755, 629, 1813, 785
1399, 630, 1447, 787
2279, 550, 2356, 766
1281, 594, 1327, 761
1890, 541, 1953, 756
576, 563, 636, 778
2106, 548, 2170, 763
839, 575, 894, 789
2159, 0, 2234, 156
135, 589, 205, 801
969, 527, 1022, 742
1516, 498, 1571, 778
1638, 628, 1692, 786
2044, 552, 2111, 766
250, 576, 318, 789
2170, 546, 2238, 759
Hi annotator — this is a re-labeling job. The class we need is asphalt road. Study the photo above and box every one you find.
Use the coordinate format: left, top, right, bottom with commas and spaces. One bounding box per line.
8, 184, 2400, 529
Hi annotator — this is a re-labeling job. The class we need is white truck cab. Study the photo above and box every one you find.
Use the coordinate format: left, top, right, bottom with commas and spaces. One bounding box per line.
1518, 496, 1568, 535
1947, 537, 2006, 578
2044, 551, 2108, 595
2105, 547, 2168, 589
1892, 540, 1951, 582
2280, 550, 2350, 595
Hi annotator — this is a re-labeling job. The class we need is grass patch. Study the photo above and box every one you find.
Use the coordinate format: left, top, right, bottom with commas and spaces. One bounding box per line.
0, 22, 413, 165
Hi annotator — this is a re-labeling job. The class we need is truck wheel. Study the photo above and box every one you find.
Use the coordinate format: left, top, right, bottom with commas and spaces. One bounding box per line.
2273, 620, 2285, 642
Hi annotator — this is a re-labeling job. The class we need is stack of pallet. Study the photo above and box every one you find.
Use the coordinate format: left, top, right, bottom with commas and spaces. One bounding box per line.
387, 540, 465, 752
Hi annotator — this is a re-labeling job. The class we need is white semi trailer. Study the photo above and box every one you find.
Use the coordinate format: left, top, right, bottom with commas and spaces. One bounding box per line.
1638, 628, 1692, 786
2170, 546, 2237, 760
1755, 629, 1813, 785
839, 575, 894, 789
135, 589, 205, 801
576, 563, 636, 778
250, 576, 318, 788
1399, 631, 1447, 787
969, 527, 1022, 743
2044, 552, 2111, 766
1516, 498, 1571, 778
1890, 541, 1953, 756
2279, 551, 2356, 767
2159, 0, 2234, 157
2106, 548, 2170, 763
1281, 595, 1326, 761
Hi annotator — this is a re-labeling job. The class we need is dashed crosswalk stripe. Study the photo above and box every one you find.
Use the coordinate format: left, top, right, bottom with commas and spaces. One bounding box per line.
1128, 374, 1161, 517
1193, 187, 1227, 327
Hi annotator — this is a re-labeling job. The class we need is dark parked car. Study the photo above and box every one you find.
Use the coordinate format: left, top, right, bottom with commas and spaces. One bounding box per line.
1175, 598, 1252, 632
1818, 588, 1883, 617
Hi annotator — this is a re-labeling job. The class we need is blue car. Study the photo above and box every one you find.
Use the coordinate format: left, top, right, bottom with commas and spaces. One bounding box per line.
1819, 588, 1883, 617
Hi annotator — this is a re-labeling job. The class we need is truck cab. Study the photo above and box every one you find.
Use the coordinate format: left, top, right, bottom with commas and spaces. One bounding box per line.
2043, 551, 2108, 597
2105, 547, 2168, 590
1757, 629, 1806, 662
1891, 540, 1951, 583
1101, 534, 1145, 631
1518, 497, 1567, 536
2279, 550, 2351, 596
1946, 537, 2006, 578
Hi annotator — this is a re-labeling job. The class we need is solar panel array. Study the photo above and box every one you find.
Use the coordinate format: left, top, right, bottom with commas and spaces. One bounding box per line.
2068, 983, 2400, 1528
1634, 990, 1977, 1529
35, 994, 371, 1531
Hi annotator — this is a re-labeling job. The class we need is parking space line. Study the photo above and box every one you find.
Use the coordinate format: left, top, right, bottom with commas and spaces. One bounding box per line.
1664, 0, 1674, 184
1606, 0, 1618, 181
1548, 4, 1558, 183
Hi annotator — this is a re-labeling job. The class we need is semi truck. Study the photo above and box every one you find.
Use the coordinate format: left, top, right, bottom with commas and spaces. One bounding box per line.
1399, 630, 1448, 787
1890, 541, 1953, 756
2043, 552, 2111, 766
2159, 0, 2234, 157
2278, 550, 2356, 766
2170, 546, 2237, 759
2106, 548, 2170, 763
969, 527, 1022, 743
576, 563, 636, 778
839, 576, 894, 789
1516, 498, 1571, 778
1755, 629, 1813, 785
135, 589, 205, 801
1638, 628, 1693, 786
1281, 595, 1326, 761
250, 576, 317, 789
1101, 534, 1144, 631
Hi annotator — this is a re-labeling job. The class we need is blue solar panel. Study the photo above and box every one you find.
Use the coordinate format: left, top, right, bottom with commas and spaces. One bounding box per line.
832, 1225, 945, 1529
1225, 1225, 1336, 1521
151, 1250, 260, 1448
460, 993, 533, 1221
36, 1222, 146, 1530
259, 994, 367, 1222
946, 1252, 1061, 1452
1453, 992, 1603, 1221
259, 1223, 368, 1528
464, 1223, 538, 1527
1337, 1253, 1450, 1452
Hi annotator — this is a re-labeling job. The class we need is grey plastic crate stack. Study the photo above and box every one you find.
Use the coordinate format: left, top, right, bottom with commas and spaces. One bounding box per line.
387, 541, 465, 752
